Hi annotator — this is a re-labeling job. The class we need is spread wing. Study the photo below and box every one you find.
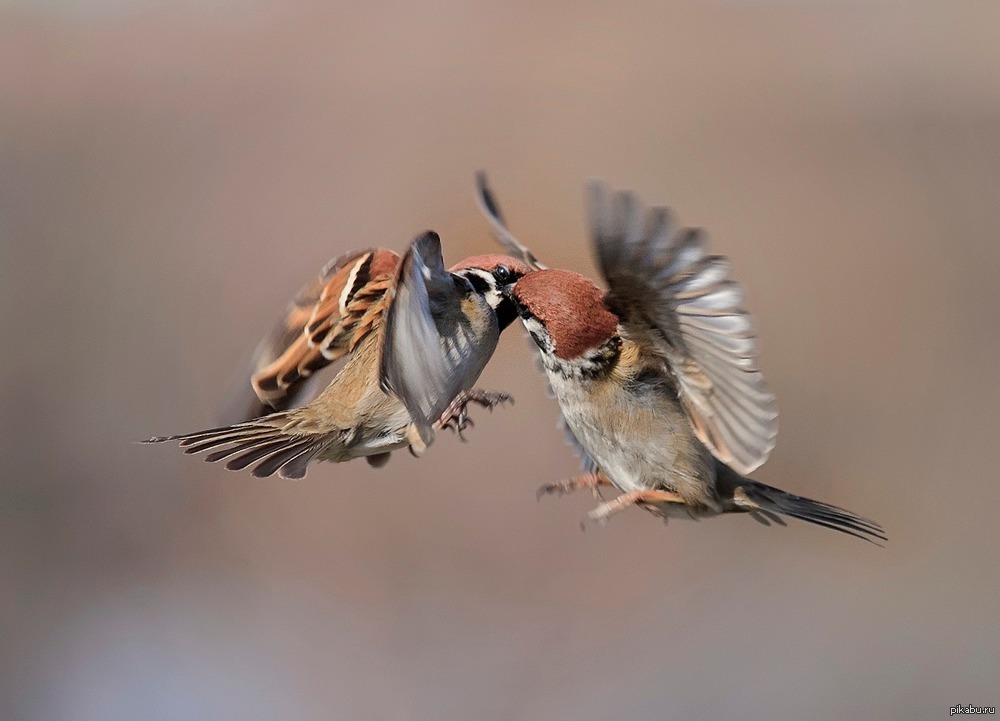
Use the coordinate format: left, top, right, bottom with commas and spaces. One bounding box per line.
225, 248, 400, 422
379, 231, 499, 445
475, 172, 596, 470
588, 181, 778, 475
474, 171, 547, 270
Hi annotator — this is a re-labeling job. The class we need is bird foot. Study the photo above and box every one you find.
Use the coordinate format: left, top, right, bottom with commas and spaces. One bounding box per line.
536, 472, 610, 501
439, 388, 513, 441
581, 489, 685, 530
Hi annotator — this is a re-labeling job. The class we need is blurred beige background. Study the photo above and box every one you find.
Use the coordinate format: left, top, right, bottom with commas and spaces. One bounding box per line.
2, 1, 998, 719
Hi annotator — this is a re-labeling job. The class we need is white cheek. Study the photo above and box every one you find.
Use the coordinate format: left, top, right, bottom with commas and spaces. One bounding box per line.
521, 316, 544, 335
520, 316, 551, 351
485, 288, 502, 309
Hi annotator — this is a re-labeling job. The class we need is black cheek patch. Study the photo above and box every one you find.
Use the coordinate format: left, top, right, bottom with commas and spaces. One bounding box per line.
494, 299, 518, 331
463, 272, 492, 295
452, 273, 476, 293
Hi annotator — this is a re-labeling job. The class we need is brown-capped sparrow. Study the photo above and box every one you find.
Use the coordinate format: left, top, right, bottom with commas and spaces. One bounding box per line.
469, 174, 885, 542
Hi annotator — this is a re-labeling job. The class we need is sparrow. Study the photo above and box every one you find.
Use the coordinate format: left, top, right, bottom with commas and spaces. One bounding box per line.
470, 174, 885, 542
145, 231, 531, 478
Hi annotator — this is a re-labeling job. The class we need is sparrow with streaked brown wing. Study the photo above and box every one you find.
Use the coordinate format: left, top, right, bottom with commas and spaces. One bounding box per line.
465, 174, 884, 542
145, 232, 531, 478
222, 246, 401, 423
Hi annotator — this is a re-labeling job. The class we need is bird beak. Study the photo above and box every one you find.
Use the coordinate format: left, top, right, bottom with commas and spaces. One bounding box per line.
490, 281, 520, 330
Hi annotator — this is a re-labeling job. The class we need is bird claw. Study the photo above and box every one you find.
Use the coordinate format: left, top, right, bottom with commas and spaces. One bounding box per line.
576, 489, 682, 530
580, 507, 613, 530
536, 473, 607, 502
439, 388, 512, 441
443, 412, 475, 441
536, 479, 574, 501
464, 388, 513, 411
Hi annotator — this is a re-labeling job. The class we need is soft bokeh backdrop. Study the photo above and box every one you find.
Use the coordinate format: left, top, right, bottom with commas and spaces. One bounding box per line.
3, 1, 998, 719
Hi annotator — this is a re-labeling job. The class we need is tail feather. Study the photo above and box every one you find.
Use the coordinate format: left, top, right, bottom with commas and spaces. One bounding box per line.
736, 480, 886, 544
203, 435, 282, 463
271, 446, 319, 479
143, 414, 330, 479
251, 439, 319, 479
221, 439, 293, 470
182, 429, 275, 455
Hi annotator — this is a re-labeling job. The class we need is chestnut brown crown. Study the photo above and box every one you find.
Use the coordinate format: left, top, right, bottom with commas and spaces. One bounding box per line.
511, 269, 620, 360
449, 254, 531, 278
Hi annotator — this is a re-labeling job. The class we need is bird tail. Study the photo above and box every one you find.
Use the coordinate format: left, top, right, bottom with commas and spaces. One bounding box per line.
728, 477, 886, 544
142, 412, 331, 479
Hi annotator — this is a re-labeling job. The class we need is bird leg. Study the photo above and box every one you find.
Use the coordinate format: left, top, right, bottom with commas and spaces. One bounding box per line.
537, 471, 612, 500
583, 489, 685, 528
438, 388, 513, 441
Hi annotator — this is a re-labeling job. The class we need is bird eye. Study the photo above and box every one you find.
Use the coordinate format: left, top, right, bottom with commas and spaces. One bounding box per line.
494, 265, 512, 283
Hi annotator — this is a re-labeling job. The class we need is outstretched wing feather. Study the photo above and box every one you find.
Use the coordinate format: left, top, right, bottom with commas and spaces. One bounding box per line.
589, 181, 778, 474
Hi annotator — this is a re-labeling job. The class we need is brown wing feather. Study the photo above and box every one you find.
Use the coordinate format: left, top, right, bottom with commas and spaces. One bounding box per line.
245, 248, 400, 413
588, 181, 778, 475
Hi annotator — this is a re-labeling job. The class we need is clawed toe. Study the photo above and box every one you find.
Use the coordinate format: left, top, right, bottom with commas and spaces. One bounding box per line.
582, 507, 613, 529
466, 389, 513, 410
438, 388, 512, 441
443, 415, 473, 440
579, 511, 613, 532
536, 480, 572, 501
535, 472, 608, 502
455, 415, 474, 441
